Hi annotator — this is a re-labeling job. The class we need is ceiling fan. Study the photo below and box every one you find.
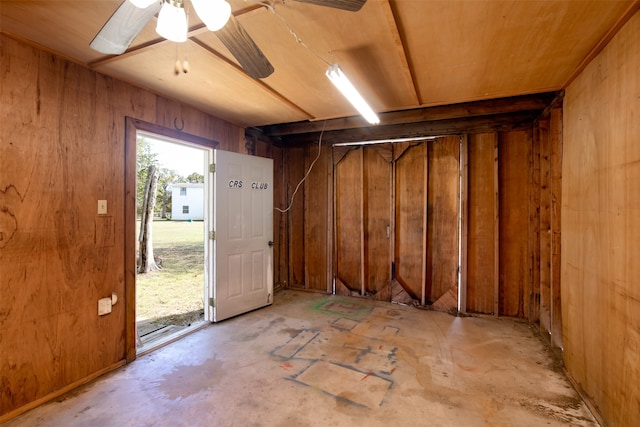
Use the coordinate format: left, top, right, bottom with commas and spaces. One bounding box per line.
90, 0, 367, 79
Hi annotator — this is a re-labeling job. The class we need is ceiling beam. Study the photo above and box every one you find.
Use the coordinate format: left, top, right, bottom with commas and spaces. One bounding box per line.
189, 37, 314, 120
258, 92, 557, 137
381, 0, 420, 106
274, 111, 540, 145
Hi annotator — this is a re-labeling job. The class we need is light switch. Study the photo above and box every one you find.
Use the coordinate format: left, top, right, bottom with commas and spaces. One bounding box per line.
98, 200, 107, 215
98, 297, 112, 316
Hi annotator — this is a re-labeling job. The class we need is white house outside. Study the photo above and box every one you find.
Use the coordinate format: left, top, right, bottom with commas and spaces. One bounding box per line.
170, 183, 204, 220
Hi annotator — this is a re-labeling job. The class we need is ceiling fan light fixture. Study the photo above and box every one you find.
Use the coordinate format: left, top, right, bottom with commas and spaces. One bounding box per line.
326, 64, 379, 125
128, 0, 158, 8
156, 0, 188, 43
191, 0, 231, 31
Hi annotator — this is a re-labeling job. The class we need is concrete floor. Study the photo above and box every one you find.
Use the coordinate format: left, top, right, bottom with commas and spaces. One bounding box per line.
6, 290, 597, 427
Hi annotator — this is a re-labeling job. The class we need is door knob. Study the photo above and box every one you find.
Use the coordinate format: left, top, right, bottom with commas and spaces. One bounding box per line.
268, 240, 274, 247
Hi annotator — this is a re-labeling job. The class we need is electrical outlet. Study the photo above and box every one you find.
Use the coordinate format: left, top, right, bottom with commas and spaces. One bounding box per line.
98, 200, 107, 215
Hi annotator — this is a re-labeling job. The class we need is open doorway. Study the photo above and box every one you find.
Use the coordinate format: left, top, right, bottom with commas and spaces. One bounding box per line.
135, 132, 209, 352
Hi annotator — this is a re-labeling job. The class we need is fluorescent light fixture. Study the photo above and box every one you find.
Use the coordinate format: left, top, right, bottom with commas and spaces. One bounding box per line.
191, 0, 231, 31
333, 136, 438, 147
326, 64, 379, 125
156, 0, 187, 43
129, 0, 157, 8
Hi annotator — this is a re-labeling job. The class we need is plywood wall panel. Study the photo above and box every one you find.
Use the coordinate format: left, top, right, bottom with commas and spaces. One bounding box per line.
0, 34, 244, 419
332, 145, 393, 298
154, 97, 242, 152
335, 148, 363, 293
549, 108, 563, 350
394, 143, 426, 300
466, 133, 498, 314
271, 145, 288, 289
1, 45, 128, 415
283, 145, 306, 288
538, 119, 552, 335
530, 125, 541, 322
498, 130, 532, 317
304, 143, 331, 292
562, 12, 640, 427
255, 140, 288, 290
426, 136, 460, 303
363, 145, 392, 298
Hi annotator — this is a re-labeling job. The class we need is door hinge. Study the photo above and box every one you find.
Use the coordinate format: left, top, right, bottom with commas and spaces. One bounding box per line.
209, 163, 216, 173
209, 297, 215, 307
209, 231, 216, 240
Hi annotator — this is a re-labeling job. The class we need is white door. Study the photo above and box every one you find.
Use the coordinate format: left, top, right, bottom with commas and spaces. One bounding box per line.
209, 150, 274, 322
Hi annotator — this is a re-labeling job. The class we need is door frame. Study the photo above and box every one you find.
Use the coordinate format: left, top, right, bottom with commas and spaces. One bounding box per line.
124, 117, 219, 362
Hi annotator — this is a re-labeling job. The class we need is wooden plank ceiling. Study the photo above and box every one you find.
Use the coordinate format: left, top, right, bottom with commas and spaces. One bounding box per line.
0, 0, 636, 130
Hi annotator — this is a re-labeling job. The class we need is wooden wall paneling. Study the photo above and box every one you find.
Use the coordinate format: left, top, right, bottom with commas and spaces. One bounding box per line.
388, 144, 401, 302
154, 96, 180, 132
255, 139, 271, 158
189, 105, 238, 150
360, 148, 366, 296
326, 144, 335, 294
2, 43, 63, 415
466, 133, 498, 314
304, 142, 331, 292
1, 35, 246, 420
334, 147, 363, 295
422, 141, 429, 307
493, 139, 500, 316
393, 142, 426, 302
549, 107, 563, 350
0, 42, 128, 417
153, 96, 243, 153
124, 118, 138, 363
255, 140, 287, 289
331, 146, 353, 294
67, 63, 126, 394
425, 136, 460, 307
459, 135, 469, 314
539, 119, 552, 336
498, 130, 532, 318
530, 122, 542, 322
363, 145, 393, 299
109, 79, 158, 125
332, 146, 350, 295
563, 13, 640, 426
272, 145, 288, 290
284, 145, 306, 288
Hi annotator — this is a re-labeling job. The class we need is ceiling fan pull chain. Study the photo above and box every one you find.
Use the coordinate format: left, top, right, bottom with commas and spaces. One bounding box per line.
174, 43, 182, 75
182, 39, 190, 74
182, 7, 190, 73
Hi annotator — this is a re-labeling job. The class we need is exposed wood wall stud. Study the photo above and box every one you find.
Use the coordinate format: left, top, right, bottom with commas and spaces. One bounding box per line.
459, 134, 469, 314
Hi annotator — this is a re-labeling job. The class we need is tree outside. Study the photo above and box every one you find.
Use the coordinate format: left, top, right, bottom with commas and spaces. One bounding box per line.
137, 137, 185, 219
136, 136, 206, 346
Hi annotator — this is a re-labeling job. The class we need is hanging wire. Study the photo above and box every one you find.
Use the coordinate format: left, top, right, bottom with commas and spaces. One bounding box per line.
275, 120, 327, 213
242, 2, 332, 212
251, 0, 332, 67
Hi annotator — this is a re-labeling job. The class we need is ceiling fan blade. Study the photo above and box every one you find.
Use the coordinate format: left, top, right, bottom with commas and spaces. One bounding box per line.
294, 0, 367, 12
215, 14, 274, 79
90, 0, 162, 55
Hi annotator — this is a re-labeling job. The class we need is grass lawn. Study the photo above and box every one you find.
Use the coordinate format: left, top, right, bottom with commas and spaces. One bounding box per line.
136, 220, 205, 326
